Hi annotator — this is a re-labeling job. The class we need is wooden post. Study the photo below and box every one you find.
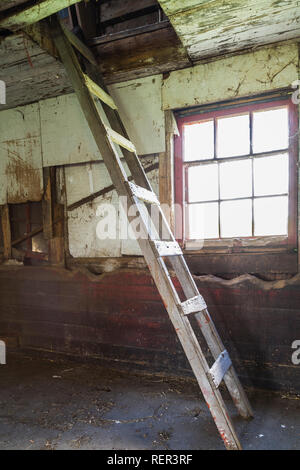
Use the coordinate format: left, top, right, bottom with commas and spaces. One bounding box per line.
42, 167, 54, 240
43, 167, 65, 265
159, 110, 179, 233
1, 205, 12, 259
49, 201, 65, 265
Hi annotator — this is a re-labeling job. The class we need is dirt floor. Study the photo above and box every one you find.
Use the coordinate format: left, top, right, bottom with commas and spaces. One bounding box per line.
0, 353, 299, 450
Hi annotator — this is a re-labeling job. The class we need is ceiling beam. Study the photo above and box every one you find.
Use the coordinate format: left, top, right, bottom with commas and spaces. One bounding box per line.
0, 0, 82, 31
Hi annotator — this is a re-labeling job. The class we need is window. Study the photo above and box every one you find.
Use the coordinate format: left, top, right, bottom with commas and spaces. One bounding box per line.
175, 97, 298, 253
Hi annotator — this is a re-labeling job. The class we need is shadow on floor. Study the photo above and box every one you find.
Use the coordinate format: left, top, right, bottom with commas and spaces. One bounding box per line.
0, 353, 299, 450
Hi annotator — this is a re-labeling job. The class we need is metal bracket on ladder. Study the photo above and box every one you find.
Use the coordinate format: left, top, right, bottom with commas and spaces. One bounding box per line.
150, 240, 183, 257
49, 14, 253, 450
178, 295, 207, 315
208, 350, 232, 388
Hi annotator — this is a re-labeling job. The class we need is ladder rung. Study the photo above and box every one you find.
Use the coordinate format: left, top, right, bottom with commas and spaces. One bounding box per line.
208, 350, 232, 388
150, 240, 182, 257
106, 126, 136, 152
127, 182, 160, 205
83, 74, 117, 110
179, 294, 207, 316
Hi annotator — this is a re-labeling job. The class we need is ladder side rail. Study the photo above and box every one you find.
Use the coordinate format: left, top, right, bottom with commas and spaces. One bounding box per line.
50, 16, 129, 198
128, 190, 252, 420
149, 185, 254, 418
82, 58, 154, 192
123, 193, 242, 450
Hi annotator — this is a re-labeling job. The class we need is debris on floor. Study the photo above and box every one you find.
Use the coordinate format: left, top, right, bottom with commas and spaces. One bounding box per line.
0, 354, 299, 450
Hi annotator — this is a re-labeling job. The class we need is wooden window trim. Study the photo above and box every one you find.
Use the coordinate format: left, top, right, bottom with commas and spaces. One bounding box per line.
174, 96, 298, 273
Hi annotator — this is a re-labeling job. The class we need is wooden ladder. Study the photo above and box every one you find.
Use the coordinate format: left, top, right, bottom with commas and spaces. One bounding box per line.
49, 15, 253, 450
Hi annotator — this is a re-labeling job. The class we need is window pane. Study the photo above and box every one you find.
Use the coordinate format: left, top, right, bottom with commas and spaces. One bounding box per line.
217, 114, 250, 158
254, 196, 288, 236
220, 199, 252, 237
184, 120, 214, 161
220, 159, 252, 199
188, 164, 218, 202
188, 202, 219, 239
254, 153, 289, 196
252, 107, 288, 153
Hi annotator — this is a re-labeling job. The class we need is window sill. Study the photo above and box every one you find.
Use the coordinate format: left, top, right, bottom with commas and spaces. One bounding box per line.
181, 236, 298, 274
184, 235, 289, 254
182, 248, 297, 275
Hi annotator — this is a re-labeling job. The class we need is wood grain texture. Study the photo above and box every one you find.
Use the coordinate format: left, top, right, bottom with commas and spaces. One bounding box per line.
159, 111, 178, 231
100, 0, 157, 23
1, 205, 12, 259
0, 34, 72, 111
0, 0, 81, 31
162, 42, 298, 110
0, 102, 43, 204
0, 266, 299, 392
0, 0, 28, 14
159, 0, 300, 61
93, 25, 190, 83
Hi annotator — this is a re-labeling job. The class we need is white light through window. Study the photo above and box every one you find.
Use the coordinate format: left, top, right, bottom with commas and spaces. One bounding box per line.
254, 196, 288, 236
188, 164, 218, 202
220, 160, 252, 199
188, 202, 219, 239
217, 114, 250, 158
254, 153, 288, 196
182, 103, 290, 241
253, 107, 288, 153
184, 120, 214, 161
220, 199, 252, 237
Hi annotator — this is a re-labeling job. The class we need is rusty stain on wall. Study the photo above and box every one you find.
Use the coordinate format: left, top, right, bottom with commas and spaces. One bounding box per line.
5, 157, 42, 203
0, 103, 43, 204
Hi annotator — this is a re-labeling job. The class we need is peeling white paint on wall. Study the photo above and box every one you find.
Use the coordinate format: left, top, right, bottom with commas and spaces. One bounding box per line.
0, 41, 299, 260
0, 103, 43, 204
66, 156, 159, 258
121, 156, 159, 256
65, 162, 113, 207
40, 74, 165, 168
162, 43, 299, 110
40, 94, 102, 167
68, 202, 122, 258
66, 162, 122, 258
108, 74, 165, 155
158, 0, 300, 62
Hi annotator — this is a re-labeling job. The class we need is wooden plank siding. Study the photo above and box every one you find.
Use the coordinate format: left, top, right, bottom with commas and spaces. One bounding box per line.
158, 0, 300, 61
0, 0, 82, 31
0, 266, 299, 392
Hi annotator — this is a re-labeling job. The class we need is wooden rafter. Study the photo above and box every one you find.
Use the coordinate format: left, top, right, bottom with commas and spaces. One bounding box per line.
0, 0, 82, 31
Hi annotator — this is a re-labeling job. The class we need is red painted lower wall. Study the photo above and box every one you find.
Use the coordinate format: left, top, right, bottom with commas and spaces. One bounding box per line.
0, 266, 299, 392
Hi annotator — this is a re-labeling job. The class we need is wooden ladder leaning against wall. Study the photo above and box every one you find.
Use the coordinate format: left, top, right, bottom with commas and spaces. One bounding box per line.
48, 14, 253, 450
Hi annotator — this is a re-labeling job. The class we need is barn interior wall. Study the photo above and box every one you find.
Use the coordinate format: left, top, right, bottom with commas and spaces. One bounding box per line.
0, 41, 299, 392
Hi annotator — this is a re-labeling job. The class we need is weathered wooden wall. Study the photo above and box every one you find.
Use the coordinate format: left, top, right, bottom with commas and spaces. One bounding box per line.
1, 41, 297, 254
0, 103, 43, 205
0, 265, 299, 393
162, 42, 299, 109
158, 0, 300, 61
0, 40, 299, 393
0, 33, 72, 111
